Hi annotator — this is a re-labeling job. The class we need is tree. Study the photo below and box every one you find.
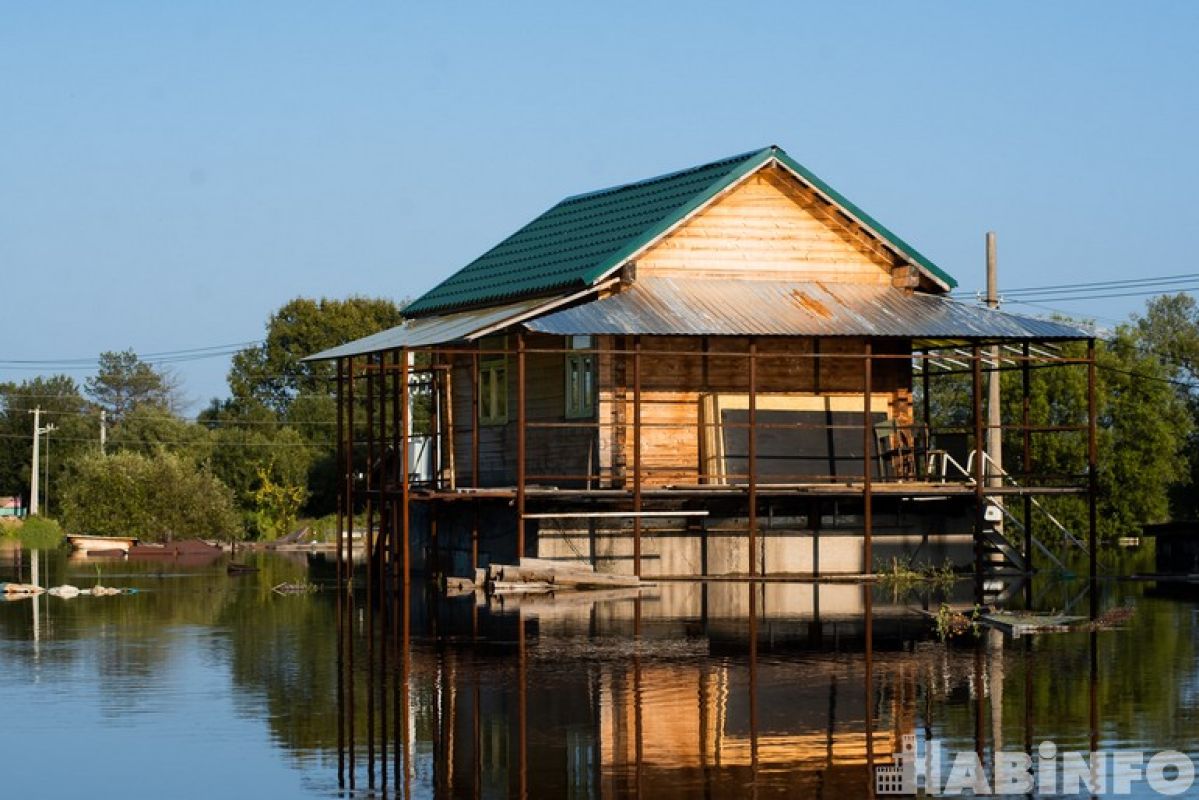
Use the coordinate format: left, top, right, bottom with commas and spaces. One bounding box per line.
228, 296, 405, 419
1133, 294, 1199, 519
86, 349, 180, 423
109, 404, 215, 463
252, 465, 307, 540
59, 450, 242, 541
992, 326, 1192, 542
0, 375, 97, 509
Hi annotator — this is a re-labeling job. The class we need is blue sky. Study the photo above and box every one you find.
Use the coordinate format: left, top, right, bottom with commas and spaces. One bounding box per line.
3, 2, 1197, 409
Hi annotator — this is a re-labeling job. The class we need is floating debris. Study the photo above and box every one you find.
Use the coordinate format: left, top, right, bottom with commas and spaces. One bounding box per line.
1, 582, 44, 596
272, 581, 317, 595
1079, 605, 1136, 631
979, 611, 1085, 637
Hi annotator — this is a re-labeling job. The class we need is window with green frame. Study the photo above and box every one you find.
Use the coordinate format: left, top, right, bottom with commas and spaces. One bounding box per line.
474, 335, 508, 424
479, 353, 508, 426
565, 335, 596, 419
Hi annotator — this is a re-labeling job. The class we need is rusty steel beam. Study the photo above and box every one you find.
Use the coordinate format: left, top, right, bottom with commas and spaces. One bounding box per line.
401, 348, 410, 588
471, 349, 480, 572
862, 340, 873, 574
633, 335, 642, 577
972, 345, 985, 590
517, 333, 527, 560
748, 336, 758, 576
335, 357, 346, 788
1022, 341, 1033, 575
1087, 338, 1098, 612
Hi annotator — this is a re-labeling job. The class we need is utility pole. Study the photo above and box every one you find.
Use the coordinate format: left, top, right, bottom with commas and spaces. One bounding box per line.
986, 233, 1004, 533
100, 409, 107, 454
28, 408, 57, 517
29, 407, 41, 517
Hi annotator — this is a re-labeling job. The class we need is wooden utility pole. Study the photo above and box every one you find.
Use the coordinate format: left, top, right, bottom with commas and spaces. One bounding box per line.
986, 233, 1004, 533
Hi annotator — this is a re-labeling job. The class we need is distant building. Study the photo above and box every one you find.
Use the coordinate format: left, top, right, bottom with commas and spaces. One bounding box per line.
0, 496, 24, 518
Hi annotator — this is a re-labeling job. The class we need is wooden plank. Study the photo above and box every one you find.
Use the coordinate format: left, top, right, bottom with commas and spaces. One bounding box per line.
637, 168, 897, 282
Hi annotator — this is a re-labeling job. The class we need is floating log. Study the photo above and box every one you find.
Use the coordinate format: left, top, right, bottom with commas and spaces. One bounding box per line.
490, 581, 553, 594
1, 582, 44, 595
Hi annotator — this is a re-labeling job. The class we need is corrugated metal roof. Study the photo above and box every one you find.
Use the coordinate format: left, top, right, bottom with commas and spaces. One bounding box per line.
303, 295, 558, 361
403, 145, 956, 317
523, 278, 1089, 341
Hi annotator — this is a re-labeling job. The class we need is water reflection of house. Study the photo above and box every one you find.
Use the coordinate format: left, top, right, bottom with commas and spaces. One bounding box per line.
308, 145, 1096, 578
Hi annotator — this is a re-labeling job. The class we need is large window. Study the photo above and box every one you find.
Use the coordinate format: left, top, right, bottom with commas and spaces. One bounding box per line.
565, 335, 596, 419
479, 349, 508, 426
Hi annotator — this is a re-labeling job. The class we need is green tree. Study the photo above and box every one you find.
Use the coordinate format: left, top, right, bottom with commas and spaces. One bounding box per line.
60, 450, 242, 541
0, 375, 97, 510
1132, 294, 1199, 519
228, 296, 404, 419
86, 349, 180, 422
252, 465, 307, 540
109, 404, 215, 463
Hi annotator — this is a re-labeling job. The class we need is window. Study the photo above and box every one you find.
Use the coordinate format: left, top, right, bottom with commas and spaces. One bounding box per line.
565, 335, 596, 419
479, 354, 508, 425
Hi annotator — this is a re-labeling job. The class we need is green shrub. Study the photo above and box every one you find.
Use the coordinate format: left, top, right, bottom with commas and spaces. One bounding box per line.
16, 516, 66, 548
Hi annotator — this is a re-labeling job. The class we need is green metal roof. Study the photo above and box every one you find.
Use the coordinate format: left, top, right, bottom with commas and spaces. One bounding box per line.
404, 146, 956, 317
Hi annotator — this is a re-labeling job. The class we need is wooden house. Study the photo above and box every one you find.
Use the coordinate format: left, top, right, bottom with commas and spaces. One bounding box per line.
310, 146, 1095, 580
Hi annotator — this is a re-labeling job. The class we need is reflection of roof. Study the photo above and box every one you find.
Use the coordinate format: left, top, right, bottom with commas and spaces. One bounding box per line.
526, 278, 1089, 341
403, 145, 955, 317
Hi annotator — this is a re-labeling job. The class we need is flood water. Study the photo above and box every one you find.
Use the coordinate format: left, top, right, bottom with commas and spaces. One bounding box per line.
2, 543, 1197, 798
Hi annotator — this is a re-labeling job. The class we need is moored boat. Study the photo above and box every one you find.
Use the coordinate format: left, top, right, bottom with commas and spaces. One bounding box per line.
66, 534, 139, 554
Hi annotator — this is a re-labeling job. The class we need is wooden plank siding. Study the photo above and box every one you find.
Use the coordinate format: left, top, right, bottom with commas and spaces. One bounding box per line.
635, 164, 908, 285
444, 334, 913, 490
598, 336, 913, 488
447, 333, 596, 488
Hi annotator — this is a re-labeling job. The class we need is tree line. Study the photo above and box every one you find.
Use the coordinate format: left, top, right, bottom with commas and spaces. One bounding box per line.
0, 297, 403, 541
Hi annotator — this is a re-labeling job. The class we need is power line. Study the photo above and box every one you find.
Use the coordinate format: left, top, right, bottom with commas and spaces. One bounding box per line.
0, 339, 264, 367
0, 432, 322, 447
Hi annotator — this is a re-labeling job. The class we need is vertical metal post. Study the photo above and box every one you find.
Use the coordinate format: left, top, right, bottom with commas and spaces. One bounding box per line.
972, 345, 985, 589
632, 335, 642, 577
1087, 338, 1098, 607
921, 348, 931, 440
401, 348, 410, 588
862, 341, 873, 574
346, 356, 356, 788
471, 349, 480, 571
748, 337, 758, 576
517, 333, 527, 560
1022, 341, 1033, 574
391, 349, 401, 618
335, 357, 345, 788
365, 355, 375, 787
